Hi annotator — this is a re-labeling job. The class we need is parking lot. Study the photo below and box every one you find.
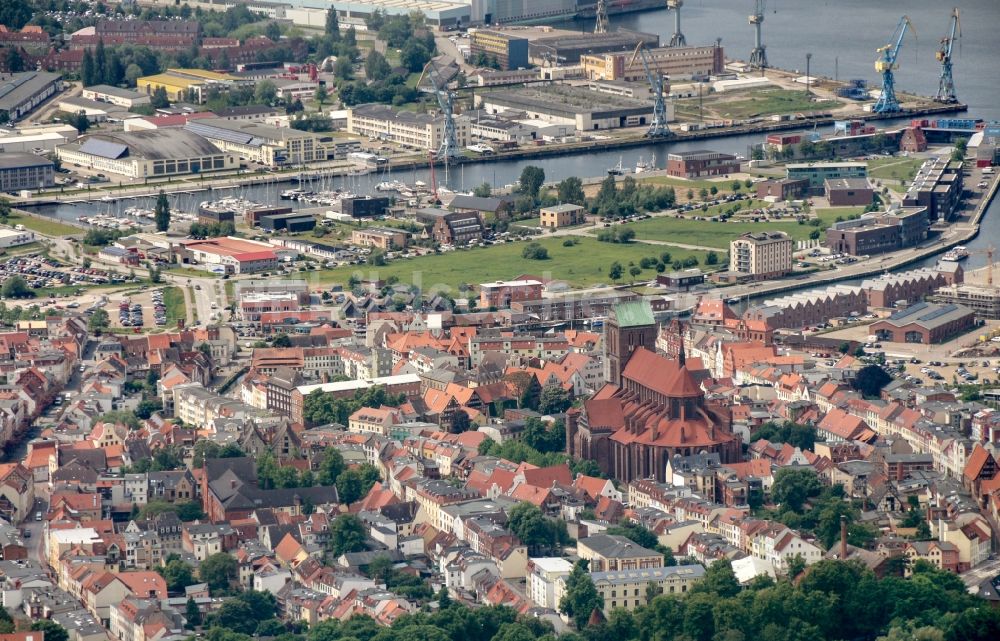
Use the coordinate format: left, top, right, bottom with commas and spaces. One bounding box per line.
113, 289, 167, 329
0, 254, 136, 296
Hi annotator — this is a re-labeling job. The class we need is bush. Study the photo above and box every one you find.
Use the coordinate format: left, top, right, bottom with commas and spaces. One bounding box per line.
521, 243, 549, 260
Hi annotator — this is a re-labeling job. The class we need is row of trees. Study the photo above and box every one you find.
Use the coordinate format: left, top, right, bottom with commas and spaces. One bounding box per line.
255, 449, 381, 505
301, 384, 407, 427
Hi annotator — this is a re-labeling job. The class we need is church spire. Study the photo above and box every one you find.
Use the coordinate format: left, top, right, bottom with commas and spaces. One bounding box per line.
678, 326, 686, 367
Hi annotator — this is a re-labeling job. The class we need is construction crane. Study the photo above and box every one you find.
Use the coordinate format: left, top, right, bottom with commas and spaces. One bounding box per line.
873, 16, 915, 114
628, 42, 671, 138
935, 8, 961, 104
667, 0, 686, 47
748, 0, 767, 70
416, 59, 459, 161
965, 246, 996, 288
594, 0, 609, 34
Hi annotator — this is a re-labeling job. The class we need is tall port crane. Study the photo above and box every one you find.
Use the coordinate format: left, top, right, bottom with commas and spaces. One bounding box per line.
417, 59, 459, 161
935, 8, 961, 104
667, 0, 686, 47
873, 16, 915, 114
629, 42, 672, 138
748, 0, 768, 70
594, 0, 609, 34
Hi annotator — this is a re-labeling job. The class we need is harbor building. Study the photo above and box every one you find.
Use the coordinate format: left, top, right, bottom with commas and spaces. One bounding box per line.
730, 231, 793, 281
0, 153, 55, 192
581, 44, 723, 82
136, 69, 243, 103
476, 85, 658, 131
666, 150, 741, 178
0, 72, 64, 122
528, 29, 659, 65
786, 162, 867, 192
469, 30, 529, 70
81, 85, 151, 109
56, 130, 239, 179
184, 118, 343, 166
825, 206, 928, 257
347, 104, 470, 152
870, 302, 975, 344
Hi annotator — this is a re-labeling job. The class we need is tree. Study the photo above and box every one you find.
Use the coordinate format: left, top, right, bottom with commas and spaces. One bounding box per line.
88, 308, 110, 335
6, 48, 25, 74
317, 447, 345, 486
556, 176, 586, 205
609, 261, 623, 282
0, 0, 32, 31
272, 333, 293, 347
325, 6, 341, 40
154, 190, 171, 232
706, 251, 718, 265
30, 621, 68, 641
752, 421, 817, 451
519, 166, 546, 199
538, 383, 571, 414
2, 276, 34, 299
852, 364, 892, 398
605, 522, 658, 550
400, 40, 430, 72
328, 514, 367, 556
150, 86, 170, 109
629, 265, 642, 282
560, 560, 603, 629
159, 558, 196, 592
315, 85, 329, 107
473, 182, 492, 198
255, 80, 277, 105
364, 50, 391, 82
334, 56, 354, 80
199, 553, 238, 593
335, 467, 377, 504
951, 137, 967, 162
771, 467, 823, 513
521, 242, 548, 260
125, 63, 144, 86
507, 502, 563, 552
185, 597, 202, 629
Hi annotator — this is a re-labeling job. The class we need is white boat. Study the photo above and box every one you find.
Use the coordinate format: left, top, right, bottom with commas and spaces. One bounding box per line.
942, 246, 969, 261
100, 195, 114, 202
635, 154, 656, 174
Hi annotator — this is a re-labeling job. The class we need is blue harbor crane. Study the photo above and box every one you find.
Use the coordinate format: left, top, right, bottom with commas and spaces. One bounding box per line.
628, 42, 672, 138
935, 8, 961, 104
873, 16, 915, 114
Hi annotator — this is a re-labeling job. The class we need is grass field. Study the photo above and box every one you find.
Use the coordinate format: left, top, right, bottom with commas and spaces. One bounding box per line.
162, 286, 187, 325
619, 208, 846, 249
8, 213, 80, 237
311, 236, 707, 291
679, 89, 840, 120
867, 157, 926, 181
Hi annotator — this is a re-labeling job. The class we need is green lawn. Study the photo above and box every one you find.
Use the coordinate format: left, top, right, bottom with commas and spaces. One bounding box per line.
162, 286, 187, 325
867, 157, 926, 181
619, 208, 846, 249
311, 236, 707, 291
682, 89, 840, 120
8, 213, 80, 237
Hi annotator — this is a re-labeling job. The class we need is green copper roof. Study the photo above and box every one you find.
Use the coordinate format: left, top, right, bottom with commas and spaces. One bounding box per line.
613, 301, 654, 327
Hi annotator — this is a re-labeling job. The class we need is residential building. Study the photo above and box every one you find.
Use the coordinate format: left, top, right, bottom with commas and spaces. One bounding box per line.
539, 203, 586, 228
730, 232, 793, 280
591, 565, 705, 612
577, 534, 663, 572
526, 557, 573, 610
902, 157, 964, 221
351, 228, 408, 251
347, 104, 469, 152
479, 280, 544, 309
825, 207, 929, 256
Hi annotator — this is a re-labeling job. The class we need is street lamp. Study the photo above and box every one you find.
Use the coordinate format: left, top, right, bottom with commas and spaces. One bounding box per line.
805, 53, 812, 97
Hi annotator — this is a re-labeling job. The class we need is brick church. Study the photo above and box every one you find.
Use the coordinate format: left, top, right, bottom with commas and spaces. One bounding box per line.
567, 301, 740, 482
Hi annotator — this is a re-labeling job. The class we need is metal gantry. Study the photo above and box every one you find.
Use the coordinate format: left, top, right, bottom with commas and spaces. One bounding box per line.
935, 8, 961, 104
595, 0, 609, 34
417, 60, 459, 161
629, 42, 672, 138
667, 0, 686, 47
748, 0, 768, 70
873, 15, 915, 114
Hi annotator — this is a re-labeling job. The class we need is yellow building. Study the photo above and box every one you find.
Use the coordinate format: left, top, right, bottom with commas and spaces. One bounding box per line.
581, 45, 723, 82
136, 68, 241, 103
540, 203, 586, 228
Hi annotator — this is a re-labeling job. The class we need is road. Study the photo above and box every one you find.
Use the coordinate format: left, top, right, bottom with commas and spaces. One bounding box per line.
962, 558, 1000, 593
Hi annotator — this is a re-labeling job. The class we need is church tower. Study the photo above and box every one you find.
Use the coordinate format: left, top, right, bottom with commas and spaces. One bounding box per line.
604, 300, 657, 386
